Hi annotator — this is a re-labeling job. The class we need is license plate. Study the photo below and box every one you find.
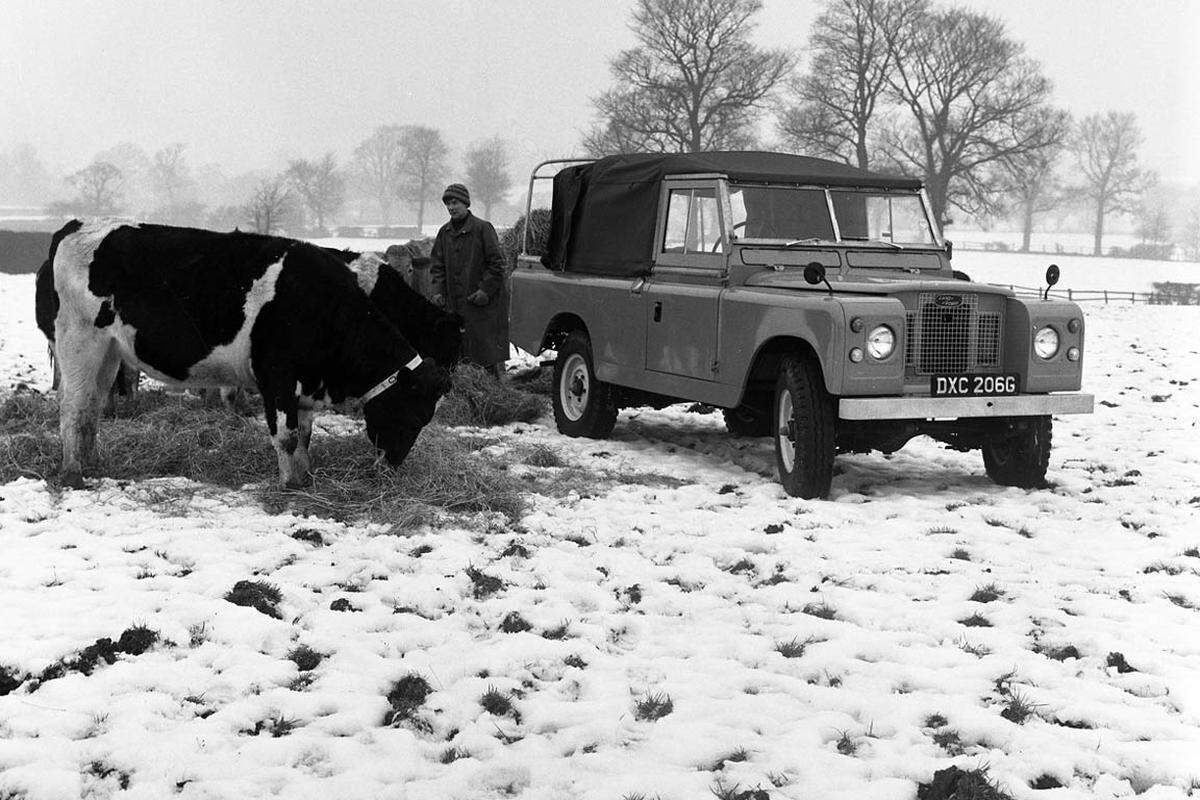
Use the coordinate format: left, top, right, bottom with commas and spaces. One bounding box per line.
931, 373, 1019, 397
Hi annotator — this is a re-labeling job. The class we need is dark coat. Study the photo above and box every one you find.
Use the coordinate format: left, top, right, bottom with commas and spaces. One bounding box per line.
429, 212, 509, 367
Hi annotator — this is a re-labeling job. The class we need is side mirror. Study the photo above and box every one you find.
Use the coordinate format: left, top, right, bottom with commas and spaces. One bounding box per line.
803, 261, 834, 297
1043, 263, 1060, 300
945, 238, 954, 260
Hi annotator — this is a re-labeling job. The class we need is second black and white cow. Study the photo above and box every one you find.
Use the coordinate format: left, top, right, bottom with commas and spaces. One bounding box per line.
38, 219, 454, 489
324, 246, 464, 368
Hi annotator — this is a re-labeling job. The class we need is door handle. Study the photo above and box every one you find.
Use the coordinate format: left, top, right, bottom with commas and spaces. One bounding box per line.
653, 301, 662, 322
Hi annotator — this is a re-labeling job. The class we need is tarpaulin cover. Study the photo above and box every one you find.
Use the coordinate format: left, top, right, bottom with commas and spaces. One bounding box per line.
542, 151, 921, 277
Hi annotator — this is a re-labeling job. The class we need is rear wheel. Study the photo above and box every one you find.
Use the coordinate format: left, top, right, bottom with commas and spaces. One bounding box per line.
982, 415, 1052, 488
552, 331, 617, 438
773, 355, 836, 498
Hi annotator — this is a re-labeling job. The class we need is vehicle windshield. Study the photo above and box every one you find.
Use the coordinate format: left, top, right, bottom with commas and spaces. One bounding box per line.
728, 185, 935, 247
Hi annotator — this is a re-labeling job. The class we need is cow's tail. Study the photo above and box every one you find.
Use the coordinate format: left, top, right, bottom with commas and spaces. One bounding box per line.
35, 219, 84, 387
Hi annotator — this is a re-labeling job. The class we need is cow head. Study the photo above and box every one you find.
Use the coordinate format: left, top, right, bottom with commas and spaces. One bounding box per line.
364, 360, 453, 466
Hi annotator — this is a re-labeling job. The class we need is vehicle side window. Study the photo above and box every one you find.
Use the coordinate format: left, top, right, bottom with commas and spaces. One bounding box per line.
663, 190, 690, 253
663, 188, 722, 254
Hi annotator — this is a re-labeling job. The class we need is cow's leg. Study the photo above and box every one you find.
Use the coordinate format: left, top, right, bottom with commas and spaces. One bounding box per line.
265, 388, 307, 489
56, 330, 120, 488
294, 402, 315, 479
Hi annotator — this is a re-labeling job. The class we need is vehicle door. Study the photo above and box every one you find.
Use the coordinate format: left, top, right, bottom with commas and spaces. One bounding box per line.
643, 180, 727, 380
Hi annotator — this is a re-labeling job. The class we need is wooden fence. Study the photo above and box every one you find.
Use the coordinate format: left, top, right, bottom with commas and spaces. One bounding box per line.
995, 282, 1200, 305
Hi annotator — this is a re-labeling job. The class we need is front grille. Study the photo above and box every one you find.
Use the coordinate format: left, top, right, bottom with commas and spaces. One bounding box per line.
904, 293, 1003, 375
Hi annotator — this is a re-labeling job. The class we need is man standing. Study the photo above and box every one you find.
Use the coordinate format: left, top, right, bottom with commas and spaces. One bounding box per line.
430, 183, 508, 376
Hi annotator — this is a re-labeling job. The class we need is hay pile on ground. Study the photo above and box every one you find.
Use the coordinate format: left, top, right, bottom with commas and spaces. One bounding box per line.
435, 364, 547, 427
0, 388, 526, 526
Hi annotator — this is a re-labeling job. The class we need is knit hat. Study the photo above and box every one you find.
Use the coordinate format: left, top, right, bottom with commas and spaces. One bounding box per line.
442, 183, 470, 206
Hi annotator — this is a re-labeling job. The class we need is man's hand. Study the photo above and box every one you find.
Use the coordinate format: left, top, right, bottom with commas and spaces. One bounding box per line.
431, 293, 445, 308
468, 289, 489, 306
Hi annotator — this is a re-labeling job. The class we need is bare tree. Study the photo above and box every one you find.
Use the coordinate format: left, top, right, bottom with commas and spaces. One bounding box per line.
285, 152, 345, 233
584, 0, 793, 154
0, 143, 55, 204
1072, 111, 1154, 256
397, 126, 449, 231
95, 142, 153, 213
881, 4, 1061, 226
464, 137, 511, 219
1181, 197, 1200, 262
150, 143, 195, 208
64, 161, 125, 215
997, 108, 1071, 252
777, 0, 900, 168
245, 176, 292, 234
352, 125, 407, 224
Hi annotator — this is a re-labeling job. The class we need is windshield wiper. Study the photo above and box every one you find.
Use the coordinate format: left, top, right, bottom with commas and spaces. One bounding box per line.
784, 237, 823, 247
843, 236, 905, 250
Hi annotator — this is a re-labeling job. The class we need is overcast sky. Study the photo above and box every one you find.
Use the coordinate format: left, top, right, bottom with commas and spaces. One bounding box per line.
2, 0, 1196, 185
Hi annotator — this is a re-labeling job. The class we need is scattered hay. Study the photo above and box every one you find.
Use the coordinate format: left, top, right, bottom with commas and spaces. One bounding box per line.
0, 388, 527, 525
0, 389, 273, 485
435, 364, 547, 427
262, 421, 527, 527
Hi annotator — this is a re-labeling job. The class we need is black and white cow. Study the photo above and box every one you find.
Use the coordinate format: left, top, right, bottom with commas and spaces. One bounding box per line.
38, 219, 454, 489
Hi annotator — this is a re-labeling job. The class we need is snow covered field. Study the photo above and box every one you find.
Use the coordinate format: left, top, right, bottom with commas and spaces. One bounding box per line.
1, 269, 1199, 800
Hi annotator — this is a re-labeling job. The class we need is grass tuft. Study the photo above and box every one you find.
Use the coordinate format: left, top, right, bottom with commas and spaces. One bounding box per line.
969, 583, 1004, 603
775, 636, 820, 659
541, 620, 571, 640
802, 602, 838, 620
466, 565, 506, 599
385, 674, 433, 726
499, 611, 533, 633
917, 765, 1013, 800
224, 580, 283, 618
1000, 690, 1041, 724
0, 664, 26, 696
440, 746, 470, 764
287, 645, 323, 672
479, 685, 514, 717
634, 691, 674, 722
834, 730, 858, 756
958, 612, 991, 627
1106, 651, 1138, 673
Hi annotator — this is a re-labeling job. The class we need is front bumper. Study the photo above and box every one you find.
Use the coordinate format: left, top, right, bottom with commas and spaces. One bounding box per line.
839, 393, 1094, 420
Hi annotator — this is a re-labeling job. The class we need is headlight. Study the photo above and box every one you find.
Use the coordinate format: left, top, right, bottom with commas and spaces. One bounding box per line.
1034, 326, 1059, 359
866, 325, 896, 360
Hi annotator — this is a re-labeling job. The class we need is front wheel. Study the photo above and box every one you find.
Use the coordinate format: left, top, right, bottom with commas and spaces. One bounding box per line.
982, 416, 1052, 488
552, 331, 617, 438
773, 356, 836, 499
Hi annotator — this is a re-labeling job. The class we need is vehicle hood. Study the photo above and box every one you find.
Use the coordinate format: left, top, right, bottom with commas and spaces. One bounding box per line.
742, 271, 1016, 298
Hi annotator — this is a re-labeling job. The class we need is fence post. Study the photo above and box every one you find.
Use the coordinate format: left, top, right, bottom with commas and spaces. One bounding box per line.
1068, 288, 1073, 301
1104, 289, 1108, 304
